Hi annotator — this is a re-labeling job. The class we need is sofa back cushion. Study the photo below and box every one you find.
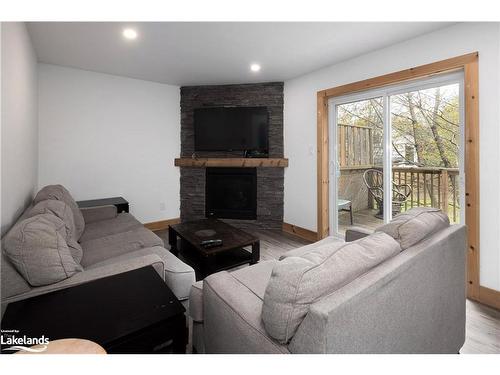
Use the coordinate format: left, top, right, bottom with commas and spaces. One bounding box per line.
27, 200, 83, 263
34, 185, 85, 240
3, 214, 83, 286
376, 207, 450, 250
262, 232, 401, 344
279, 236, 343, 260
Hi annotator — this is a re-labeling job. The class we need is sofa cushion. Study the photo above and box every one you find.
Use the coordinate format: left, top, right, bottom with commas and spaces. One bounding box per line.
279, 236, 344, 260
80, 227, 164, 267
85, 246, 195, 301
261, 232, 401, 344
376, 207, 450, 250
230, 260, 277, 299
2, 250, 169, 306
79, 213, 143, 242
204, 266, 289, 353
28, 199, 75, 236
27, 200, 83, 263
3, 214, 83, 286
189, 260, 276, 323
34, 185, 85, 241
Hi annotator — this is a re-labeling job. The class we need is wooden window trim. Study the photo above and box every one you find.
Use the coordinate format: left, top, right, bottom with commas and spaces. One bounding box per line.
316, 52, 482, 302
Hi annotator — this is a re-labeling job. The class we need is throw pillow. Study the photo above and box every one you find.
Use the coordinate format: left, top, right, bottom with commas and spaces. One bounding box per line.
376, 207, 450, 250
3, 214, 83, 286
34, 184, 85, 240
27, 200, 83, 263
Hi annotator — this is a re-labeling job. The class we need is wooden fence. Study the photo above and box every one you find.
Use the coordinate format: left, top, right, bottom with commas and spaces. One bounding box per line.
338, 124, 374, 167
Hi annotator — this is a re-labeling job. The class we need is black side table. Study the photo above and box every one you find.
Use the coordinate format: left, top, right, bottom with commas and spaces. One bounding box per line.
77, 196, 129, 213
1, 266, 187, 354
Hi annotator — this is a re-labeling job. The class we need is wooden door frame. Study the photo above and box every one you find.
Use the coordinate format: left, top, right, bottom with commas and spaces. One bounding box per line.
317, 52, 483, 302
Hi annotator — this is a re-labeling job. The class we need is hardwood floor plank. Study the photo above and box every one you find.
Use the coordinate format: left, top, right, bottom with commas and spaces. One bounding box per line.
461, 300, 500, 354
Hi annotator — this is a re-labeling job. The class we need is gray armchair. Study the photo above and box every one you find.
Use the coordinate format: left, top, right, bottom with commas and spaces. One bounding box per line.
189, 219, 466, 353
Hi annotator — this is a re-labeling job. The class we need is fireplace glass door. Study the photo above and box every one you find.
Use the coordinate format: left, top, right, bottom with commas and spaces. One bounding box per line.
205, 168, 257, 220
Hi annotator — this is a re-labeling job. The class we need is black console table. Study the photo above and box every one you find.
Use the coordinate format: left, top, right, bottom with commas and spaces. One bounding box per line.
1, 267, 187, 354
77, 196, 129, 213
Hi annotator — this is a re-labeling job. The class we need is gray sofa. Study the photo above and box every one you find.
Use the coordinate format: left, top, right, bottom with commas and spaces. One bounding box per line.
1, 188, 195, 316
189, 209, 467, 354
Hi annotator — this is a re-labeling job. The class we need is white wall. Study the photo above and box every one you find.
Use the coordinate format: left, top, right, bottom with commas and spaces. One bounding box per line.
1, 23, 38, 235
284, 22, 500, 290
38, 64, 180, 224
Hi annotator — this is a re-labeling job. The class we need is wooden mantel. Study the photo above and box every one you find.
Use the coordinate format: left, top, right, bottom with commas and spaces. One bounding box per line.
174, 157, 288, 168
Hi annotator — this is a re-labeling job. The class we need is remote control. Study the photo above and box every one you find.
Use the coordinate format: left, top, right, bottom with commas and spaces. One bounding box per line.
200, 239, 223, 248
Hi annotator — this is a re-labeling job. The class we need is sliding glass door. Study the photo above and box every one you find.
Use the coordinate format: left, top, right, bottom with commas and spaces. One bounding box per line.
329, 72, 464, 237
332, 97, 385, 230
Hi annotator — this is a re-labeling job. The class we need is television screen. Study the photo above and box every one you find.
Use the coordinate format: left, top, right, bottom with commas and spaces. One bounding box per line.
194, 107, 268, 152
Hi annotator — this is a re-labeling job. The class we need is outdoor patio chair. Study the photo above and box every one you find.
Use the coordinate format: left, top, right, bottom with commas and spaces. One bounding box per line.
338, 198, 353, 225
362, 169, 412, 219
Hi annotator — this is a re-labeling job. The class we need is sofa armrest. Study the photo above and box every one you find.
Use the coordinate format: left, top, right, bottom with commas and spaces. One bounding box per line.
162, 249, 196, 301
345, 226, 374, 242
1, 254, 165, 306
203, 271, 289, 354
80, 205, 117, 224
189, 281, 204, 322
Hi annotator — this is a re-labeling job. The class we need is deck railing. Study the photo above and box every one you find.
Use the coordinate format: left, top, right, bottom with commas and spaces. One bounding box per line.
339, 165, 460, 222
338, 123, 460, 222
392, 166, 460, 222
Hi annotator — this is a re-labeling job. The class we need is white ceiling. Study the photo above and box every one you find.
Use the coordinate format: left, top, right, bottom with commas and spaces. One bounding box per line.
27, 22, 454, 86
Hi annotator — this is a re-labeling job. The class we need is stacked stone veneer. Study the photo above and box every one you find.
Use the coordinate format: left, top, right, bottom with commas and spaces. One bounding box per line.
179, 82, 284, 229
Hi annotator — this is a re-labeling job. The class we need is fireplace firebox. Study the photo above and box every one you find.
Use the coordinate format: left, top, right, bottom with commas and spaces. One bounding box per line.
205, 168, 257, 220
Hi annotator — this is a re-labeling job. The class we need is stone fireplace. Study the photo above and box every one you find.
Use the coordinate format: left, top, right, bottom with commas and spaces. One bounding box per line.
178, 82, 285, 229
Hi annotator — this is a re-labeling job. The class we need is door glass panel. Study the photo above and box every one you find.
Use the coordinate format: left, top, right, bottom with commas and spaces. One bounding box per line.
390, 83, 461, 223
336, 97, 384, 234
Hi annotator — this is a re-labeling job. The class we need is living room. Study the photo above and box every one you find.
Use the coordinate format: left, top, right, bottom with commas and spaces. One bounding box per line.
1, 1, 500, 373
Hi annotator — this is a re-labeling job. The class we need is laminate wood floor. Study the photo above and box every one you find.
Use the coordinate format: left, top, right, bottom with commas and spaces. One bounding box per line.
156, 227, 500, 354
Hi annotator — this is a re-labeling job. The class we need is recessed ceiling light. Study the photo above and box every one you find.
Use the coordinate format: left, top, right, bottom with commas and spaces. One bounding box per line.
250, 63, 261, 72
122, 28, 138, 40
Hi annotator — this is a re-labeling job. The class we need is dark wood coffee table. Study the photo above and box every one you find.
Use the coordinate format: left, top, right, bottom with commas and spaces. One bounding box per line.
1, 266, 187, 354
169, 219, 260, 279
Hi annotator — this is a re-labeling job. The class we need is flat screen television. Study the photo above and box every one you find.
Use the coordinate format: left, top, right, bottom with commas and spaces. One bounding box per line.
194, 106, 268, 153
